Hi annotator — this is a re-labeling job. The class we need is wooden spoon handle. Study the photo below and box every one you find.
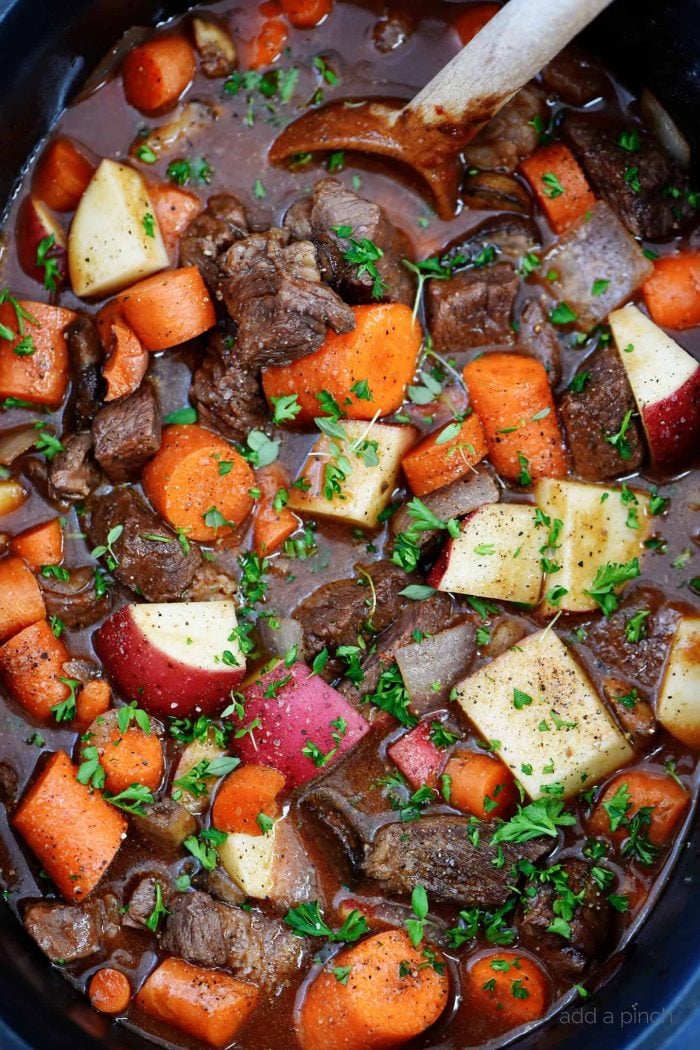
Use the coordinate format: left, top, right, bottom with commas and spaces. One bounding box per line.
407, 0, 613, 125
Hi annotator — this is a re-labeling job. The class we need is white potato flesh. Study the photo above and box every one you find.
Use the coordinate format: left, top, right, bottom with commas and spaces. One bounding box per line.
455, 629, 634, 800
288, 421, 417, 528
657, 617, 700, 748
130, 600, 244, 672
608, 304, 698, 411
433, 503, 543, 604
68, 159, 169, 297
218, 824, 278, 898
535, 478, 651, 614
172, 734, 227, 815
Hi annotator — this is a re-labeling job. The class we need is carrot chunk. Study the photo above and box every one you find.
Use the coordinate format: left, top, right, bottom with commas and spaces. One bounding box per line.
122, 34, 196, 114
12, 751, 126, 901
0, 556, 46, 643
136, 958, 259, 1048
10, 518, 63, 569
520, 144, 597, 234
588, 769, 689, 847
89, 968, 132, 1015
142, 423, 255, 542
463, 353, 567, 481
32, 137, 96, 212
212, 764, 286, 835
249, 13, 289, 68
75, 679, 111, 733
0, 301, 76, 407
96, 300, 149, 402
454, 2, 500, 45
443, 750, 517, 820
149, 183, 203, 257
463, 951, 549, 1031
401, 413, 488, 496
298, 929, 449, 1050
280, 0, 333, 28
0, 619, 71, 720
88, 710, 164, 794
642, 253, 700, 330
115, 266, 216, 351
253, 463, 300, 556
262, 304, 422, 424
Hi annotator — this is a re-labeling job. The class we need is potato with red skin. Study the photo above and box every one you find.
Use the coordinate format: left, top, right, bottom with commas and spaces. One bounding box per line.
15, 196, 67, 288
387, 721, 444, 788
94, 600, 246, 718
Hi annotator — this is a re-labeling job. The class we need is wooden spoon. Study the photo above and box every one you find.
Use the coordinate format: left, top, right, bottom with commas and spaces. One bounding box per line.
270, 0, 613, 218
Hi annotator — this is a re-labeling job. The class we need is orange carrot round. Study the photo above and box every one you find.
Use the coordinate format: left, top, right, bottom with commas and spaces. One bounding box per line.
122, 35, 196, 114
116, 267, 215, 351
253, 463, 300, 556
443, 750, 517, 821
280, 0, 333, 28
0, 620, 70, 721
0, 301, 76, 407
212, 764, 285, 835
10, 519, 63, 569
297, 930, 449, 1050
89, 968, 132, 1015
520, 144, 597, 235
588, 769, 689, 847
262, 304, 422, 424
33, 137, 95, 212
75, 679, 111, 733
454, 2, 500, 45
401, 413, 488, 496
642, 253, 700, 330
463, 353, 566, 481
88, 709, 164, 794
249, 15, 289, 68
463, 951, 549, 1030
0, 555, 47, 643
143, 423, 255, 542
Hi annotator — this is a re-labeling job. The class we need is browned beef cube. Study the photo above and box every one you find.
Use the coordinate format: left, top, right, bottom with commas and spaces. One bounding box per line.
92, 381, 161, 482
427, 263, 519, 352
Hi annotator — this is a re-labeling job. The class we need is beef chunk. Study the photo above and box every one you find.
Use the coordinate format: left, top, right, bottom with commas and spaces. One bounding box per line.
23, 896, 119, 963
428, 263, 519, 353
191, 325, 270, 444
92, 381, 161, 483
541, 46, 611, 106
516, 860, 612, 977
294, 562, 410, 678
284, 178, 414, 305
601, 676, 657, 746
0, 761, 18, 806
131, 797, 197, 849
88, 487, 202, 602
194, 866, 246, 907
179, 192, 249, 290
463, 83, 546, 172
363, 815, 550, 906
518, 298, 562, 386
161, 890, 304, 990
218, 227, 355, 368
586, 585, 679, 688
559, 346, 644, 480
269, 817, 321, 913
564, 114, 693, 239
390, 471, 500, 553
124, 876, 165, 929
40, 566, 112, 629
48, 432, 101, 502
65, 316, 104, 430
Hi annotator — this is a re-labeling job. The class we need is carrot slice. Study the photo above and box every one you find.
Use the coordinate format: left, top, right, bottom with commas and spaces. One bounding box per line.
212, 764, 285, 835
122, 34, 196, 114
253, 463, 300, 556
89, 968, 132, 1015
149, 183, 203, 258
298, 929, 449, 1050
142, 423, 255, 542
0, 301, 76, 407
10, 518, 63, 569
520, 144, 597, 234
280, 0, 333, 28
137, 958, 259, 1048
75, 679, 111, 733
463, 353, 566, 481
463, 951, 549, 1030
32, 137, 96, 212
115, 266, 215, 351
12, 751, 126, 901
454, 2, 500, 45
588, 769, 689, 846
262, 304, 422, 424
89, 710, 164, 794
443, 750, 517, 821
401, 413, 488, 496
0, 619, 71, 720
96, 300, 149, 402
249, 14, 288, 68
0, 556, 46, 643
642, 253, 700, 330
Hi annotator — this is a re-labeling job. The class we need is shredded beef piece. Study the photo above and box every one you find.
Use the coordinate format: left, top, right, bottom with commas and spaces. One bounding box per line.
218, 227, 355, 368
40, 565, 112, 629
559, 345, 644, 479
87, 487, 202, 602
363, 815, 551, 906
92, 381, 161, 483
427, 263, 519, 352
179, 192, 249, 290
65, 316, 104, 430
47, 432, 101, 503
284, 177, 414, 305
191, 325, 270, 443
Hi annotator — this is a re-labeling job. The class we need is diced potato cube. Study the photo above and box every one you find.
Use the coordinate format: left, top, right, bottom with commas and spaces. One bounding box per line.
455, 628, 634, 799
288, 421, 416, 528
218, 824, 278, 898
171, 733, 226, 815
657, 617, 700, 748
